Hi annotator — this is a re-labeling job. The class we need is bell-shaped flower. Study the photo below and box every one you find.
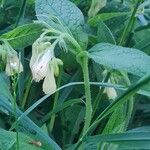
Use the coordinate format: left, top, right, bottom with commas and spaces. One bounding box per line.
5, 51, 23, 76
103, 71, 118, 100
30, 38, 63, 94
43, 67, 56, 94
30, 47, 54, 82
104, 87, 117, 100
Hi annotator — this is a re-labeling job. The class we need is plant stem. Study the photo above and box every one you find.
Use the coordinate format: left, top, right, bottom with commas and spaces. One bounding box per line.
21, 76, 32, 109
48, 67, 63, 134
73, 73, 150, 150
15, 0, 27, 27
92, 72, 111, 118
119, 0, 142, 46
81, 55, 92, 135
12, 76, 19, 150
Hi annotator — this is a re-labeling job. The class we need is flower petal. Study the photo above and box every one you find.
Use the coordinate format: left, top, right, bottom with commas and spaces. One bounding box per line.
43, 68, 56, 94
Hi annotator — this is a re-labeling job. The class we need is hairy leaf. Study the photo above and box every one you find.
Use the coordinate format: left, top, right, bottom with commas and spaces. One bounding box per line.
1, 23, 45, 49
35, 0, 88, 48
89, 43, 150, 77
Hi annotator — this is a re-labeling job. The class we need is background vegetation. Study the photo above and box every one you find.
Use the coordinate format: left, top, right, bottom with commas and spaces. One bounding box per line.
0, 0, 150, 150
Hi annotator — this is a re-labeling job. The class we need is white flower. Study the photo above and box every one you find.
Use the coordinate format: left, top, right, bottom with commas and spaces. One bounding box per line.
30, 38, 63, 94
5, 51, 23, 76
30, 48, 54, 82
104, 87, 117, 100
43, 68, 56, 94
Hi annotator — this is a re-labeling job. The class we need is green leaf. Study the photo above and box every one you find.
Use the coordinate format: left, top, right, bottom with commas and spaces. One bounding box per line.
0, 95, 61, 150
133, 36, 150, 55
97, 21, 116, 44
88, 12, 130, 27
0, 73, 13, 101
102, 106, 126, 134
0, 129, 15, 150
63, 105, 85, 144
41, 98, 82, 123
0, 129, 45, 150
0, 23, 45, 49
85, 131, 150, 150
88, 43, 150, 77
89, 74, 150, 138
35, 0, 88, 48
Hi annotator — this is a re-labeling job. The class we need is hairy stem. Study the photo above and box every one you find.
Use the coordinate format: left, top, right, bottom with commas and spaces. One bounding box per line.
73, 73, 150, 150
81, 55, 92, 135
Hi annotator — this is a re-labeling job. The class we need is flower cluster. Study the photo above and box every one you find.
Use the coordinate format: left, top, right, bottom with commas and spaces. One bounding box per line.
30, 33, 63, 94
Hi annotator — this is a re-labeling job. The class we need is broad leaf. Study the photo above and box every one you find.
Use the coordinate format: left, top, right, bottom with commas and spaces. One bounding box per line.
0, 23, 45, 49
35, 0, 88, 48
88, 43, 150, 77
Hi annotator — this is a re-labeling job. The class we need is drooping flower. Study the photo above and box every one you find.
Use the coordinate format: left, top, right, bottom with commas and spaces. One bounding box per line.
104, 86, 117, 100
0, 41, 23, 76
5, 51, 23, 76
103, 70, 117, 100
30, 37, 63, 94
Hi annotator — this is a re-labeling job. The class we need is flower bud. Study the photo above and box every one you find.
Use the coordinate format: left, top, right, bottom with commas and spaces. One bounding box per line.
5, 51, 23, 76
104, 87, 117, 100
50, 58, 63, 77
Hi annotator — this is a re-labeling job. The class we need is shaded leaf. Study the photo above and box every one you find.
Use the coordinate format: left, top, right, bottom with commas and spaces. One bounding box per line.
97, 21, 116, 44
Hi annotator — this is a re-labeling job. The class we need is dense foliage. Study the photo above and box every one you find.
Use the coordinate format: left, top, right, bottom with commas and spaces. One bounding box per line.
0, 0, 150, 150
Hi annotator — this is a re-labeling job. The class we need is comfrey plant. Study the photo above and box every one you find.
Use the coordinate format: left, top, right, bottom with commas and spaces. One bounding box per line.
30, 31, 63, 94
0, 0, 150, 150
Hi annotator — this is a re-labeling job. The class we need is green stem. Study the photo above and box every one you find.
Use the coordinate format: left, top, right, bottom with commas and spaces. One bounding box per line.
15, 0, 27, 27
81, 55, 92, 135
73, 73, 150, 150
119, 0, 142, 46
48, 67, 63, 134
11, 76, 19, 150
92, 72, 111, 118
21, 75, 32, 110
